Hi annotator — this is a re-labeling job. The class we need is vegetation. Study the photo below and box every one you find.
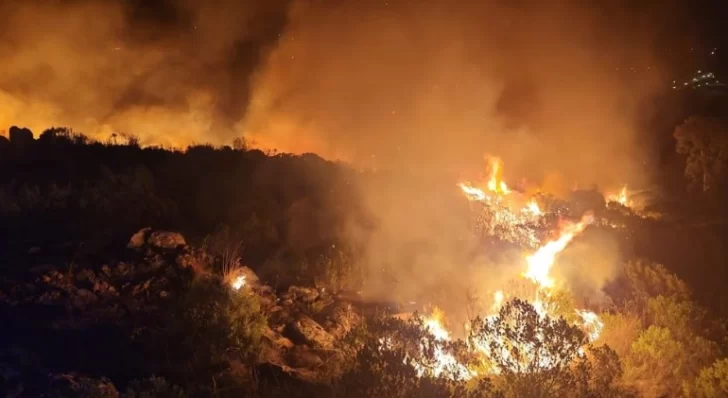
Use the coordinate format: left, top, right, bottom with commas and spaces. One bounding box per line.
2, 125, 728, 396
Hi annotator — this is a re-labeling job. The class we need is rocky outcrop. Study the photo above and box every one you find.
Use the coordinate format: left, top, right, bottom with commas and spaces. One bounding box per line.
322, 301, 361, 338
147, 231, 186, 250
0, 229, 364, 389
285, 316, 335, 350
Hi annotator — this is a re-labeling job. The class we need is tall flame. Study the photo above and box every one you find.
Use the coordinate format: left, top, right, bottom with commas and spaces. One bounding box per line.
486, 157, 510, 195
523, 213, 594, 289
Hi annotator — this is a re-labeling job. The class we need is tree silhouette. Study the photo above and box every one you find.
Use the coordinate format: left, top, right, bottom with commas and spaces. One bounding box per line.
674, 116, 728, 192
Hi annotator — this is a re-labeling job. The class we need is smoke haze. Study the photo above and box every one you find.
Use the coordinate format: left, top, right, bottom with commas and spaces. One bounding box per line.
0, 0, 697, 187
0, 0, 699, 310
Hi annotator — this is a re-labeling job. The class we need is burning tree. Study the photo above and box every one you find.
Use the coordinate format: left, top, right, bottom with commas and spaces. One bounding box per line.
469, 299, 624, 398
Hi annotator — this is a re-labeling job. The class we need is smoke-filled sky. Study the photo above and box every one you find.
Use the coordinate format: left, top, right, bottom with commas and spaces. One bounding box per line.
0, 0, 724, 187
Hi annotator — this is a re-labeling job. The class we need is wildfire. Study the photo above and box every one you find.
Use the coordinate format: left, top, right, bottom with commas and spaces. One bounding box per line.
459, 183, 488, 202
524, 198, 542, 217
458, 159, 545, 248
576, 309, 604, 342
606, 185, 630, 207
523, 213, 594, 289
420, 308, 476, 379
486, 157, 510, 195
383, 157, 606, 379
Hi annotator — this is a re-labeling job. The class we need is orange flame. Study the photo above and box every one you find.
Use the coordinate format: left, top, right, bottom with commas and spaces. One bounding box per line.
523, 213, 593, 289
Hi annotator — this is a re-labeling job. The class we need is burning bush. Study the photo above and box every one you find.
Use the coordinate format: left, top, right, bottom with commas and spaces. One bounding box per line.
336, 315, 494, 398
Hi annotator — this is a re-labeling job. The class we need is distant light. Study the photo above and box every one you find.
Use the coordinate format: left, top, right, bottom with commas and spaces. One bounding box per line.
698, 70, 702, 73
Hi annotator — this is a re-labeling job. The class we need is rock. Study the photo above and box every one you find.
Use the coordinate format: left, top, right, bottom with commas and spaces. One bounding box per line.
287, 345, 324, 369
147, 231, 186, 250
101, 265, 112, 277
286, 286, 319, 303
127, 227, 152, 249
323, 301, 360, 338
263, 326, 295, 350
285, 316, 335, 350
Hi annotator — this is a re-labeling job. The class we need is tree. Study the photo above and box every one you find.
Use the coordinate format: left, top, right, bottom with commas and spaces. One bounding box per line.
683, 358, 728, 398
674, 116, 728, 192
337, 316, 497, 398
469, 299, 599, 397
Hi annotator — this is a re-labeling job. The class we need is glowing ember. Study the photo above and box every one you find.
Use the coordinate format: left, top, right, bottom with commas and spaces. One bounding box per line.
231, 275, 247, 290
523, 213, 594, 289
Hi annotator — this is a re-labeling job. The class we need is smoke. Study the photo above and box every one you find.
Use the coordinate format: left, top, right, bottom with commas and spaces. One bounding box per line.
0, 0, 289, 146
0, 0, 686, 311
0, 0, 690, 188
244, 0, 683, 188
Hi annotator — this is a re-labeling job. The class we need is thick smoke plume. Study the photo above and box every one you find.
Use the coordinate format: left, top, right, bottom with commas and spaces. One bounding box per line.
0, 0, 288, 147
245, 0, 683, 189
0, 0, 688, 311
0, 0, 689, 187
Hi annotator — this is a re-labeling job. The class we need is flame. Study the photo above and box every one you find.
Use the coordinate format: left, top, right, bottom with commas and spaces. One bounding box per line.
395, 158, 604, 379
459, 183, 488, 201
576, 309, 604, 342
458, 159, 544, 248
523, 198, 542, 217
523, 213, 594, 289
420, 308, 476, 379
486, 157, 510, 195
231, 275, 246, 290
424, 307, 451, 341
492, 290, 505, 312
606, 185, 630, 207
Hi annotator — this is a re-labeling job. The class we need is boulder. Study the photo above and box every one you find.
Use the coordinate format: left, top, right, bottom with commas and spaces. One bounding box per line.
147, 231, 186, 250
285, 316, 335, 350
286, 345, 324, 369
285, 286, 319, 303
323, 301, 360, 338
263, 326, 294, 350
